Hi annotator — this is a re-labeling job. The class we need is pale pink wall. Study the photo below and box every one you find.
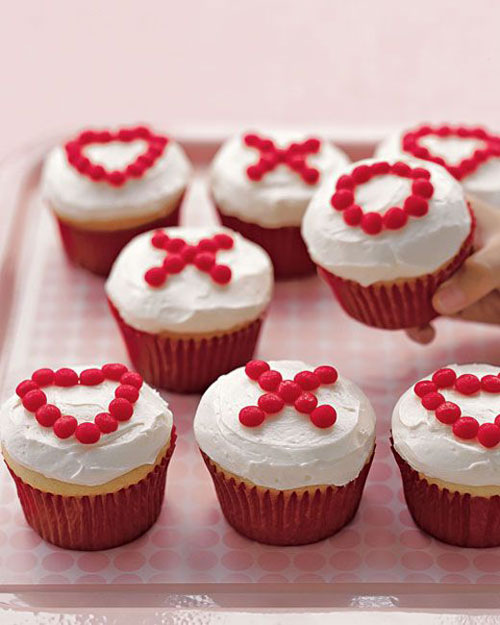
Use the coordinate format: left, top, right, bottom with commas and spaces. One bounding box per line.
0, 0, 499, 155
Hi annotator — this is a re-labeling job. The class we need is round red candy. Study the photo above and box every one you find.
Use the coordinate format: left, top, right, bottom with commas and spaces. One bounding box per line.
435, 402, 461, 424
210, 265, 232, 285
16, 379, 39, 398
391, 161, 412, 177
481, 375, 500, 393
151, 231, 169, 249
314, 366, 338, 384
245, 360, 270, 380
432, 368, 457, 388
277, 380, 302, 404
163, 254, 185, 274
336, 174, 354, 189
343, 205, 363, 226
145, 267, 167, 287
412, 179, 434, 199
310, 405, 337, 428
102, 363, 128, 381
295, 392, 318, 414
194, 252, 215, 271
22, 389, 47, 412
421, 392, 445, 410
95, 412, 119, 434
80, 368, 105, 386
108, 398, 134, 421
54, 368, 79, 387
455, 374, 481, 395
35, 404, 61, 427
31, 368, 55, 386
258, 370, 282, 392
75, 422, 101, 444
197, 238, 217, 253
115, 384, 140, 403
53, 415, 78, 439
452, 416, 479, 439
181, 245, 198, 263
331, 189, 354, 211
352, 165, 371, 183
361, 212, 383, 235
404, 195, 428, 217
258, 393, 284, 414
383, 207, 408, 230
120, 371, 143, 389
165, 238, 185, 253
294, 371, 321, 391
214, 233, 234, 250
477, 423, 500, 448
414, 380, 438, 398
239, 406, 265, 427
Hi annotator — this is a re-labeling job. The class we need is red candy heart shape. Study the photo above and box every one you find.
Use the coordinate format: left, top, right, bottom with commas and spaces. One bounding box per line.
330, 161, 434, 235
414, 368, 500, 448
15, 364, 143, 445
243, 133, 321, 185
64, 126, 169, 187
401, 124, 500, 181
239, 360, 339, 429
145, 231, 234, 287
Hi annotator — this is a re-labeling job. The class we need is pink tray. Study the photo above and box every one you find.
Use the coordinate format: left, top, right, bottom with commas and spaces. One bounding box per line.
0, 136, 500, 613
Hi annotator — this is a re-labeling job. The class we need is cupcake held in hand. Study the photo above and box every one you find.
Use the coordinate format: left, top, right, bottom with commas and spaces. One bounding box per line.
1, 364, 175, 550
210, 131, 349, 278
194, 360, 376, 545
376, 122, 500, 208
42, 125, 192, 276
302, 158, 474, 329
393, 363, 500, 547
105, 227, 273, 393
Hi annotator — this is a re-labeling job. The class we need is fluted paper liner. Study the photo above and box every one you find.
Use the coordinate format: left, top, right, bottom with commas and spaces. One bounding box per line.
393, 443, 500, 548
56, 200, 182, 277
319, 225, 474, 329
109, 301, 264, 393
201, 450, 373, 545
6, 429, 176, 551
217, 209, 315, 279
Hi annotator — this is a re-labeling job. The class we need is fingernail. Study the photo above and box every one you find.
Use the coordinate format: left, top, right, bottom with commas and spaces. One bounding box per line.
434, 286, 466, 313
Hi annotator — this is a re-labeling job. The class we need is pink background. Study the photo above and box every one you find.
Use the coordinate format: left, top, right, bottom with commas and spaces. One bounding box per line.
1, 0, 500, 156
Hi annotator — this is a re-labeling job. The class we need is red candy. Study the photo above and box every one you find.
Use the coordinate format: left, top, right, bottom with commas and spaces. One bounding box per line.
361, 212, 383, 235
421, 392, 445, 410
245, 360, 270, 380
31, 368, 55, 386
241, 361, 339, 429
16, 379, 39, 398
22, 390, 47, 412
64, 126, 169, 186
404, 195, 428, 217
109, 398, 134, 422
243, 133, 321, 184
75, 422, 101, 445
343, 205, 363, 226
453, 416, 480, 440
95, 412, 119, 434
146, 232, 235, 287
120, 372, 143, 389
412, 179, 434, 199
481, 375, 500, 393
455, 374, 481, 395
35, 404, 61, 427
102, 363, 128, 380
53, 415, 78, 439
239, 406, 266, 427
432, 368, 457, 388
54, 368, 79, 387
414, 380, 438, 398
477, 423, 500, 448
435, 402, 461, 424
115, 384, 140, 403
310, 405, 337, 428
80, 368, 105, 386
401, 124, 500, 181
383, 207, 408, 230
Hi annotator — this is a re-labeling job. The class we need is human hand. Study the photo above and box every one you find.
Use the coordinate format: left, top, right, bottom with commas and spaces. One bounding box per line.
407, 195, 500, 344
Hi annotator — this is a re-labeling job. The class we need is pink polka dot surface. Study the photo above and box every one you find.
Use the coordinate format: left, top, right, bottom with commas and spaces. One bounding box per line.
0, 144, 499, 589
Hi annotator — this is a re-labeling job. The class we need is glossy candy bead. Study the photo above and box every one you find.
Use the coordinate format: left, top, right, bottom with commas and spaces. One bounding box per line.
115, 384, 140, 403
435, 402, 461, 424
477, 423, 500, 448
245, 360, 270, 380
31, 368, 55, 386
53, 415, 78, 439
95, 412, 119, 433
258, 370, 282, 392
361, 212, 383, 235
120, 372, 143, 389
452, 416, 479, 440
80, 368, 105, 386
214, 233, 234, 250
163, 254, 185, 274
102, 363, 128, 380
210, 265, 232, 285
421, 392, 445, 410
258, 393, 285, 414
414, 380, 437, 398
294, 371, 321, 390
455, 374, 481, 395
481, 375, 500, 393
314, 366, 338, 384
295, 392, 318, 414
109, 398, 134, 422
22, 390, 47, 412
239, 406, 265, 427
432, 368, 457, 388
16, 380, 39, 398
54, 368, 79, 387
277, 381, 302, 404
35, 404, 61, 427
310, 405, 337, 428
75, 422, 101, 444
144, 267, 167, 287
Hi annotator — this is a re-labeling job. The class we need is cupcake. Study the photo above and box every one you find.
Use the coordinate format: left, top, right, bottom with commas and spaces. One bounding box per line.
42, 125, 192, 276
0, 363, 175, 550
105, 227, 273, 393
210, 131, 349, 278
392, 363, 500, 547
376, 123, 500, 207
302, 157, 474, 329
194, 360, 375, 545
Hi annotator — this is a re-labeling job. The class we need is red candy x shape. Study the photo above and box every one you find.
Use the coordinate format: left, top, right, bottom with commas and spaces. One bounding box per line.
239, 360, 339, 429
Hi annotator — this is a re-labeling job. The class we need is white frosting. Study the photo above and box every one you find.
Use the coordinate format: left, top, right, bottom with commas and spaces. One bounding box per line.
376, 129, 500, 208
105, 226, 273, 334
302, 157, 471, 286
0, 366, 173, 486
194, 360, 376, 489
210, 131, 350, 228
393, 364, 500, 487
42, 137, 192, 223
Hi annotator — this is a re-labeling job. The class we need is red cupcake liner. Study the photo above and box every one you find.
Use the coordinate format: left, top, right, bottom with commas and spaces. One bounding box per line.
6, 429, 176, 551
55, 198, 183, 277
393, 444, 500, 547
201, 450, 373, 545
318, 225, 474, 329
108, 300, 264, 393
216, 208, 315, 279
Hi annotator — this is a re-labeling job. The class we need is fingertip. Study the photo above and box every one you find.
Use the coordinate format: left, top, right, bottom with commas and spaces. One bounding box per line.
432, 282, 466, 315
406, 324, 436, 345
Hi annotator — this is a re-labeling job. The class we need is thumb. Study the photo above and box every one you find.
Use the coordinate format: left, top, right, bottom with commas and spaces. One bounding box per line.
432, 246, 500, 315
